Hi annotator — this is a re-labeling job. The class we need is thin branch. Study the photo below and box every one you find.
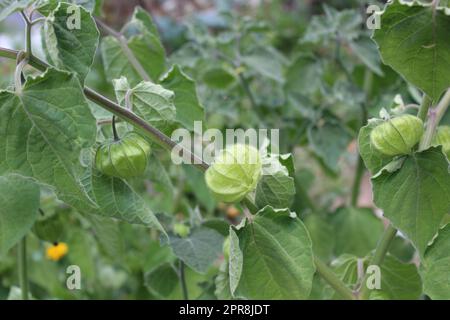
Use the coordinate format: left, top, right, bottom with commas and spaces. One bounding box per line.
95, 17, 151, 82
18, 237, 29, 300
419, 89, 450, 150
358, 224, 397, 299
314, 256, 356, 300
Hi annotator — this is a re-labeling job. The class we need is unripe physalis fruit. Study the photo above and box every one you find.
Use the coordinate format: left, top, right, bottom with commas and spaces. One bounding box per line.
432, 126, 450, 158
95, 117, 151, 179
173, 223, 190, 238
370, 114, 424, 156
46, 242, 68, 261
226, 205, 240, 219
205, 144, 262, 202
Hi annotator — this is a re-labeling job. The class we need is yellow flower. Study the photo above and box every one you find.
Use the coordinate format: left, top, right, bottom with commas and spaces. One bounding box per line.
46, 242, 68, 261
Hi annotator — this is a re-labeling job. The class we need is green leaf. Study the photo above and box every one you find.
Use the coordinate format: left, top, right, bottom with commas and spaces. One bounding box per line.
331, 207, 384, 257
101, 7, 165, 86
0, 0, 34, 22
0, 68, 97, 214
308, 121, 352, 173
166, 227, 224, 274
81, 167, 165, 230
86, 214, 124, 262
215, 261, 232, 299
302, 6, 362, 45
372, 147, 450, 255
160, 65, 204, 131
37, 0, 101, 15
230, 206, 315, 299
183, 165, 215, 213
358, 121, 391, 174
43, 2, 99, 82
144, 262, 179, 299
285, 55, 322, 96
304, 214, 334, 262
255, 172, 295, 209
113, 77, 176, 134
201, 66, 236, 89
0, 174, 40, 254
330, 254, 422, 300
241, 50, 284, 83
255, 155, 295, 209
422, 225, 450, 299
349, 38, 384, 76
373, 0, 450, 101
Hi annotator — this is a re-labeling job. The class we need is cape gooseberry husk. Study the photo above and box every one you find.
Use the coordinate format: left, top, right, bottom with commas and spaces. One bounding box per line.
432, 126, 450, 158
370, 114, 424, 157
95, 132, 151, 179
205, 144, 262, 203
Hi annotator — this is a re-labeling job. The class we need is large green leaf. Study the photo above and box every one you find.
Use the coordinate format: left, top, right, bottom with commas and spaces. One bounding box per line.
230, 206, 315, 299
0, 0, 34, 22
372, 147, 450, 255
215, 261, 232, 299
308, 121, 352, 173
0, 174, 40, 253
358, 121, 391, 174
0, 68, 163, 230
304, 214, 334, 262
0, 68, 96, 213
81, 167, 164, 228
43, 2, 99, 83
255, 155, 295, 209
422, 225, 450, 299
331, 207, 384, 257
101, 7, 165, 86
113, 77, 176, 134
160, 65, 204, 131
144, 262, 179, 299
373, 0, 450, 101
241, 49, 284, 84
165, 227, 224, 274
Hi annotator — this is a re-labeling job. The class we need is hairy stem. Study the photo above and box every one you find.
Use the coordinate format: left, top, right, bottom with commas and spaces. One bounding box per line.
95, 18, 151, 82
179, 260, 189, 300
314, 256, 355, 300
350, 157, 364, 206
358, 224, 397, 300
238, 73, 257, 109
419, 89, 450, 150
20, 11, 32, 59
417, 95, 432, 121
18, 237, 29, 300
351, 69, 371, 207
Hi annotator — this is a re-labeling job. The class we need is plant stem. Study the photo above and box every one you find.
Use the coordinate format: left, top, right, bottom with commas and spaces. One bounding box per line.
419, 89, 450, 151
313, 256, 355, 300
351, 69, 371, 207
238, 73, 257, 109
350, 156, 364, 207
417, 94, 432, 121
179, 260, 189, 300
95, 17, 151, 82
20, 11, 32, 59
18, 237, 29, 300
358, 224, 397, 300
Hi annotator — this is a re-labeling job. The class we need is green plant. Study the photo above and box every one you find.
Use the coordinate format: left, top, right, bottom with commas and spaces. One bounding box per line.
0, 0, 449, 301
